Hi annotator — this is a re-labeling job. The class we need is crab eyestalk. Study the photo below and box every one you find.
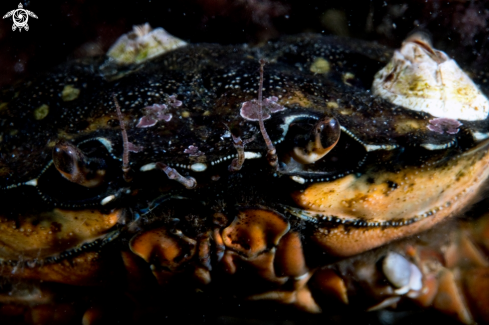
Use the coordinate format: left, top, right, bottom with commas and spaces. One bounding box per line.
290, 117, 341, 164
52, 142, 106, 188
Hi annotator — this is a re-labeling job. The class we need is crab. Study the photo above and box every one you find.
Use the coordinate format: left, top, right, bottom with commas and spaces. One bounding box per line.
1, 25, 489, 324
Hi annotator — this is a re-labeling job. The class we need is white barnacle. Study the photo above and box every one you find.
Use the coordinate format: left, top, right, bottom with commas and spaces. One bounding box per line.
372, 33, 489, 121
107, 23, 187, 65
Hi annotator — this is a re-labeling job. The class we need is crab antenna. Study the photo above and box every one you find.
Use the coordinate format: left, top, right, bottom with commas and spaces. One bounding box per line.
113, 94, 132, 182
257, 59, 278, 168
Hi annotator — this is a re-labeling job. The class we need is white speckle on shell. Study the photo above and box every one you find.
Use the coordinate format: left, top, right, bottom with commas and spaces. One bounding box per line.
190, 163, 207, 172
107, 23, 187, 65
140, 163, 157, 171
24, 179, 38, 187
101, 195, 116, 206
372, 34, 489, 121
421, 142, 452, 151
290, 175, 306, 184
244, 151, 262, 159
363, 143, 398, 152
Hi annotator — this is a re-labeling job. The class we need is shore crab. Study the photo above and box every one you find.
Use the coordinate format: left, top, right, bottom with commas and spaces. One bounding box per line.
1, 25, 489, 324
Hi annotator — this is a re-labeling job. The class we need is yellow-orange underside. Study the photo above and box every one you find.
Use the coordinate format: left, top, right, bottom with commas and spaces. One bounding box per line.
0, 208, 121, 260
292, 139, 489, 256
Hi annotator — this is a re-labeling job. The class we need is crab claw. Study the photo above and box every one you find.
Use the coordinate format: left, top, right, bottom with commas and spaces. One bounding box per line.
52, 141, 107, 188
290, 117, 341, 164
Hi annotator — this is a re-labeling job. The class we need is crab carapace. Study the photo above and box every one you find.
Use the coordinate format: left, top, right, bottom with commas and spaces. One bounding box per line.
1, 26, 489, 324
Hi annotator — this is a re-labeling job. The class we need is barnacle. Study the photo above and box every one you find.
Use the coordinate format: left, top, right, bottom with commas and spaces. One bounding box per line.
107, 23, 187, 65
372, 33, 489, 121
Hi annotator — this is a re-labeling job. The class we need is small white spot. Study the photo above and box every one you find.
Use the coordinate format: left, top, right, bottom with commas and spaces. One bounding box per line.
244, 151, 262, 159
24, 179, 38, 187
421, 143, 450, 150
294, 272, 309, 280
101, 195, 116, 205
95, 137, 114, 153
471, 131, 489, 142
290, 175, 306, 184
363, 143, 398, 152
190, 163, 207, 172
140, 163, 157, 171
220, 131, 231, 140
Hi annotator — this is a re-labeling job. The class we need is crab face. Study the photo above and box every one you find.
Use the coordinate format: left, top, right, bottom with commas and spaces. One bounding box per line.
1, 27, 489, 323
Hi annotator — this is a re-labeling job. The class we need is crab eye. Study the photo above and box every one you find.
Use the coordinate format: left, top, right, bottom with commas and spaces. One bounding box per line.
53, 142, 107, 188
290, 117, 341, 164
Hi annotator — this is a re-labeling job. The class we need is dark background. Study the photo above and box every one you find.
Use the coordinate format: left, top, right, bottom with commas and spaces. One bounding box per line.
1, 0, 489, 87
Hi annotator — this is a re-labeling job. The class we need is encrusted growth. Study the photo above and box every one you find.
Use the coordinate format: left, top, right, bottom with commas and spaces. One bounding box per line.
240, 59, 284, 168
136, 95, 181, 128
113, 94, 143, 182
427, 118, 462, 135
156, 162, 197, 189
228, 134, 255, 172
184, 145, 204, 157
